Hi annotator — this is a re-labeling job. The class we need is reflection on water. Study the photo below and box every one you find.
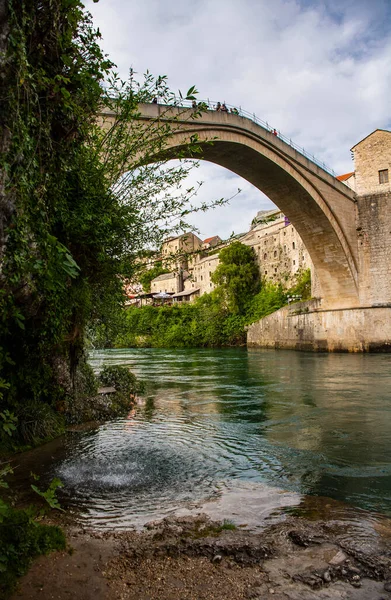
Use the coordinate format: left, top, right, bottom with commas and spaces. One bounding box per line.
13, 348, 391, 530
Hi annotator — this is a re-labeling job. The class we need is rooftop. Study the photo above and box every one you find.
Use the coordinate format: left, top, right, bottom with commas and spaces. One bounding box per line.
172, 288, 200, 298
336, 172, 354, 182
152, 273, 175, 281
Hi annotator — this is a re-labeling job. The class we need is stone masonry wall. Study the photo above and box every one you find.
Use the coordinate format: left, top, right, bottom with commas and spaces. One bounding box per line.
150, 273, 178, 294
353, 130, 391, 196
240, 216, 315, 288
247, 301, 391, 352
356, 190, 391, 306
185, 252, 219, 295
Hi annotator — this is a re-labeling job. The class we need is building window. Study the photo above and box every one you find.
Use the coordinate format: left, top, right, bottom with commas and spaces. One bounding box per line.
292, 242, 295, 250
293, 260, 296, 266
274, 267, 277, 273
379, 169, 389, 184
209, 271, 212, 277
200, 275, 203, 281
274, 250, 277, 257
264, 270, 268, 275
210, 283, 212, 287
283, 245, 286, 252
264, 253, 267, 260
283, 231, 286, 236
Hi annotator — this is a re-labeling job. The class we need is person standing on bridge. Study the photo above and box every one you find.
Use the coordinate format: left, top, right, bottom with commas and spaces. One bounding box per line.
272, 128, 278, 136
215, 101, 221, 111
152, 96, 158, 104
221, 102, 228, 112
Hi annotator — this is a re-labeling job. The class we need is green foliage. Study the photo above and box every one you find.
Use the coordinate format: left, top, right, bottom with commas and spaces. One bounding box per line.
0, 458, 65, 596
0, 411, 18, 438
187, 518, 237, 539
288, 268, 312, 301
106, 262, 312, 350
111, 294, 246, 349
0, 463, 13, 490
139, 261, 170, 293
0, 504, 65, 598
246, 281, 287, 323
16, 403, 64, 446
31, 477, 64, 512
211, 242, 260, 314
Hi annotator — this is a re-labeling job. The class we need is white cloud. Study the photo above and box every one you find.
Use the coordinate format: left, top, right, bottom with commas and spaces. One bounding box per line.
86, 0, 391, 238
167, 160, 275, 240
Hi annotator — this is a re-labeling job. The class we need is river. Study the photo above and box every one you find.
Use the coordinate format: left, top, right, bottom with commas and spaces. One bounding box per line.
16, 348, 391, 532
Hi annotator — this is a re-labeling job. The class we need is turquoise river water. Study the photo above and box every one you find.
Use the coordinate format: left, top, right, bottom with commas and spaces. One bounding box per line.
15, 348, 391, 531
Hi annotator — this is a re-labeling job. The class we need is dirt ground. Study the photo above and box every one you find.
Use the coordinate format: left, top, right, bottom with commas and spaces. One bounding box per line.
10, 514, 391, 600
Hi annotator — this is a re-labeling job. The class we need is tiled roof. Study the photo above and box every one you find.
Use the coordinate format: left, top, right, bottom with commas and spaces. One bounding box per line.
204, 236, 218, 243
152, 273, 175, 281
336, 172, 354, 181
172, 288, 200, 298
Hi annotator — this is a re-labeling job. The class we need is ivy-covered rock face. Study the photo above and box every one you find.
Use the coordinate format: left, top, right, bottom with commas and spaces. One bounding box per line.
0, 0, 208, 443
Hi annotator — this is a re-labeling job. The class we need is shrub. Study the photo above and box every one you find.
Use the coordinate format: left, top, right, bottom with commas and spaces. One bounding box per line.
99, 365, 144, 394
16, 403, 65, 446
0, 504, 66, 598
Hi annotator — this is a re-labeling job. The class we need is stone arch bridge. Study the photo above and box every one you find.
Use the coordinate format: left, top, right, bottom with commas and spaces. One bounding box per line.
99, 103, 391, 351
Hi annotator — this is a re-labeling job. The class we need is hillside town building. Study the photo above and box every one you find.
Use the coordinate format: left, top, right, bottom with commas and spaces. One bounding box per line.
146, 207, 315, 302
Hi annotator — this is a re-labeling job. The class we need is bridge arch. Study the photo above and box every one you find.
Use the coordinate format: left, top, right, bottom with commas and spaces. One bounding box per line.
101, 104, 360, 309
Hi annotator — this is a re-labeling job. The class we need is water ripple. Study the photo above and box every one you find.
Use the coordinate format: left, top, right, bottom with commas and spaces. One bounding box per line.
23, 347, 391, 529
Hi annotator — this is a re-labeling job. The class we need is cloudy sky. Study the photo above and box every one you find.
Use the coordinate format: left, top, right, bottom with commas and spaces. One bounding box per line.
86, 0, 391, 240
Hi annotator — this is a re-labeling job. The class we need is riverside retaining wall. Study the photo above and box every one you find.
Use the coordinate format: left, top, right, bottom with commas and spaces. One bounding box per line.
247, 300, 391, 352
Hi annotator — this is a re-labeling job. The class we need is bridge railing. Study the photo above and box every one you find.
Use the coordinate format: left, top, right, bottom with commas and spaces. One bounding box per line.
166, 97, 337, 177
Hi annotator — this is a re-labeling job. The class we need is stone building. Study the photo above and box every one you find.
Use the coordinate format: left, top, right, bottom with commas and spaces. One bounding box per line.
238, 209, 314, 285
161, 232, 203, 270
202, 235, 222, 249
350, 129, 391, 196
184, 251, 220, 296
150, 272, 178, 295
149, 211, 314, 301
336, 171, 355, 191
335, 130, 391, 195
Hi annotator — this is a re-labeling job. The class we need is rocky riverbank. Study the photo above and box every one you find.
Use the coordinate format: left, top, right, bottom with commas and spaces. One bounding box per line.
11, 513, 391, 600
